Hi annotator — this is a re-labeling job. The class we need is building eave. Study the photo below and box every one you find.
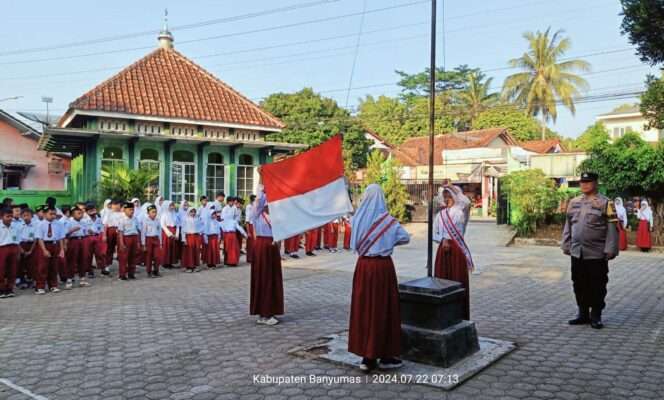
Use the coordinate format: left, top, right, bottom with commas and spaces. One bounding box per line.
62, 109, 284, 133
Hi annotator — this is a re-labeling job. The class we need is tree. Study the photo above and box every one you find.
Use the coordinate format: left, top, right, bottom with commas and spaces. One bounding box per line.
362, 150, 410, 221
395, 65, 478, 99
455, 71, 499, 130
579, 132, 664, 245
98, 164, 159, 202
502, 169, 561, 236
573, 121, 610, 151
640, 73, 664, 130
471, 106, 546, 141
261, 88, 370, 170
620, 0, 664, 65
502, 28, 590, 139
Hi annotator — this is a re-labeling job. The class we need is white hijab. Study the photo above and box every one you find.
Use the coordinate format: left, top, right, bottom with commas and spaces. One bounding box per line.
160, 200, 177, 226
638, 200, 654, 226
614, 197, 628, 228
100, 199, 112, 219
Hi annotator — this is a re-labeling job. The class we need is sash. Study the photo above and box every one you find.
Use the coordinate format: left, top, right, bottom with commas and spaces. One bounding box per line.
439, 209, 474, 271
261, 212, 272, 229
356, 212, 397, 257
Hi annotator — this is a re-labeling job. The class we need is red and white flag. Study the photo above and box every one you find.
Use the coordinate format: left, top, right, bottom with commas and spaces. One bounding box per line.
259, 134, 353, 242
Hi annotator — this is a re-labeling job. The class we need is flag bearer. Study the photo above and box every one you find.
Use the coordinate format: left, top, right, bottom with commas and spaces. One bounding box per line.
348, 184, 410, 372
248, 188, 284, 326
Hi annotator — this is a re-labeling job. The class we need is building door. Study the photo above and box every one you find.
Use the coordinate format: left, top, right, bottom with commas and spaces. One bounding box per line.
171, 162, 196, 204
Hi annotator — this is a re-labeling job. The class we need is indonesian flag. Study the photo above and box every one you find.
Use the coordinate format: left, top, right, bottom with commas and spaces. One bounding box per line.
259, 134, 353, 241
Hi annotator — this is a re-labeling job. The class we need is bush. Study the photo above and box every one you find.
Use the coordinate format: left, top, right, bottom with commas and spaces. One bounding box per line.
97, 164, 159, 202
502, 169, 562, 236
362, 150, 411, 221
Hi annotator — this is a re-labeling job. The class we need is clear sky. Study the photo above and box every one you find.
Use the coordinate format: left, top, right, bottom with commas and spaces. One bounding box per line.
0, 0, 656, 138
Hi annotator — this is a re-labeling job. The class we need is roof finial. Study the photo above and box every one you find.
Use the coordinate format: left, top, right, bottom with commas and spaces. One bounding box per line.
158, 8, 174, 49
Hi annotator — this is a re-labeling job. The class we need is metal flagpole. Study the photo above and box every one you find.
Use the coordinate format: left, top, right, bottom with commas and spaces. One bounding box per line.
426, 0, 437, 277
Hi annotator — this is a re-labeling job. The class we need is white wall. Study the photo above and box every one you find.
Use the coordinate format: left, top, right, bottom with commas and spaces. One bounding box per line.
598, 114, 663, 142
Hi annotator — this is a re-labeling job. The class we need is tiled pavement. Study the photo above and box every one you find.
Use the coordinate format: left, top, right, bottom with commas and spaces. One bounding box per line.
0, 223, 663, 400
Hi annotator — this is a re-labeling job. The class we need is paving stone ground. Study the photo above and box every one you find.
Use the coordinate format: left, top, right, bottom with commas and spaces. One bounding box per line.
0, 222, 663, 400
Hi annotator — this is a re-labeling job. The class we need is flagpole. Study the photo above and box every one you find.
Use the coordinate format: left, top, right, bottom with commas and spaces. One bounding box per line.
426, 0, 437, 278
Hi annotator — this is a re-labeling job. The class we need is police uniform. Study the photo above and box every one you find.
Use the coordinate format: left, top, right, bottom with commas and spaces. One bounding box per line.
561, 172, 619, 329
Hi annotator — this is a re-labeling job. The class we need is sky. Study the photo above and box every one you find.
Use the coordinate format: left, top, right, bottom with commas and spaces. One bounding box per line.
0, 0, 657, 138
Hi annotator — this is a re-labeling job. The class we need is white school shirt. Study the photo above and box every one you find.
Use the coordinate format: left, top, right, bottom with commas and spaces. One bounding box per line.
0, 223, 19, 246
141, 217, 162, 246
67, 218, 87, 238
19, 220, 38, 243
118, 215, 140, 236
433, 187, 471, 243
37, 220, 65, 242
103, 211, 124, 228
84, 216, 104, 235
221, 205, 237, 232
160, 211, 179, 237
180, 216, 200, 242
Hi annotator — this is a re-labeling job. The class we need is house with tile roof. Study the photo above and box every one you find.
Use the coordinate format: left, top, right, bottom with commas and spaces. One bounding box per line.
0, 110, 70, 191
39, 24, 302, 203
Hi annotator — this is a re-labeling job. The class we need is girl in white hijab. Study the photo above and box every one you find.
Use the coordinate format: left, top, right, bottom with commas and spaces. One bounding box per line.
100, 199, 112, 220
348, 184, 409, 372
614, 198, 628, 251
636, 199, 654, 251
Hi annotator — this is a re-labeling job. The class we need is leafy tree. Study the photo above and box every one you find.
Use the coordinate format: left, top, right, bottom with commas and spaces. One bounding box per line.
579, 132, 664, 244
395, 65, 479, 99
471, 106, 546, 141
261, 88, 370, 170
502, 169, 561, 236
620, 0, 664, 65
362, 150, 410, 221
640, 73, 664, 130
573, 121, 610, 151
98, 164, 159, 202
455, 71, 499, 130
502, 28, 590, 139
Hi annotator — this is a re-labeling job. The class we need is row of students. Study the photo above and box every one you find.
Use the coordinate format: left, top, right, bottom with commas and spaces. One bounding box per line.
285, 217, 352, 259
614, 197, 655, 251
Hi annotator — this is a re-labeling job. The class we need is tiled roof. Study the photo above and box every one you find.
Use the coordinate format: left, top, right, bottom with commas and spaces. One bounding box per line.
59, 48, 284, 130
597, 105, 640, 117
521, 139, 564, 154
392, 128, 515, 165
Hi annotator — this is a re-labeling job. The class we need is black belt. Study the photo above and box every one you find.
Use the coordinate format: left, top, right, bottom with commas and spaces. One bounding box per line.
43, 241, 58, 245
69, 237, 84, 240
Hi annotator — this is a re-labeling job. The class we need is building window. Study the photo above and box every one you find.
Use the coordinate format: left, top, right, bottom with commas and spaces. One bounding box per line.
99, 119, 128, 132
139, 148, 160, 198
101, 146, 125, 183
137, 122, 163, 135
236, 154, 255, 199
1, 169, 22, 189
206, 152, 225, 200
171, 150, 196, 204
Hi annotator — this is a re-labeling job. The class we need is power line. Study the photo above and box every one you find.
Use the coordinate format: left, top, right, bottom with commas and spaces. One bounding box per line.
344, 0, 368, 108
0, 0, 342, 57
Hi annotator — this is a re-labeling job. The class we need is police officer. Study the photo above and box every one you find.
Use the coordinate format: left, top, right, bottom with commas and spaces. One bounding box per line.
562, 172, 619, 329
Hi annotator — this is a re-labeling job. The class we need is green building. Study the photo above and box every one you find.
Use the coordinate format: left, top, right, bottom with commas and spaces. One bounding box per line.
38, 25, 302, 203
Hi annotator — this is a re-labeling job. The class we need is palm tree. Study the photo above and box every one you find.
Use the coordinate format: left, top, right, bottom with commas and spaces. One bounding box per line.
502, 28, 590, 139
456, 71, 499, 128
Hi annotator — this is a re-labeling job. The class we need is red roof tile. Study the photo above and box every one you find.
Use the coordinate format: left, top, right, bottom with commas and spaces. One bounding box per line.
392, 128, 516, 165
59, 48, 284, 130
520, 139, 564, 154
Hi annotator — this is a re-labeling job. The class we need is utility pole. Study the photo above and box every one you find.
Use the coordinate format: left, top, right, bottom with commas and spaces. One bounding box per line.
426, 0, 437, 277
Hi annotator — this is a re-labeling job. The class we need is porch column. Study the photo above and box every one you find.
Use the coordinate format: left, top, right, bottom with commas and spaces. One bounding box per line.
197, 142, 209, 200
163, 140, 174, 198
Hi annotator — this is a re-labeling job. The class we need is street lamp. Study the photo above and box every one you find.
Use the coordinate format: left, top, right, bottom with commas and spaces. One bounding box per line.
41, 96, 53, 125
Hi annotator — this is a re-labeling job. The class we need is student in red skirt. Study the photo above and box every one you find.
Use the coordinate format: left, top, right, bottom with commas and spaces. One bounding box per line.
614, 197, 629, 251
117, 202, 140, 280
284, 234, 300, 258
248, 188, 284, 326
160, 201, 179, 269
180, 208, 201, 272
342, 215, 352, 250
221, 198, 247, 266
323, 220, 339, 252
203, 210, 222, 269
636, 200, 653, 251
0, 207, 21, 298
433, 183, 474, 320
304, 228, 318, 257
348, 184, 410, 372
141, 205, 163, 277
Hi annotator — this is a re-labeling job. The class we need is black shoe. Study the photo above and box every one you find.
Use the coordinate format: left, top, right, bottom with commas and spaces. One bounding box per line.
119, 276, 128, 281
5, 291, 15, 298
153, 271, 161, 277
590, 309, 604, 329
359, 358, 377, 372
87, 272, 95, 279
379, 358, 403, 370
128, 274, 136, 280
306, 252, 315, 256
290, 254, 300, 259
568, 308, 590, 325
101, 269, 111, 276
